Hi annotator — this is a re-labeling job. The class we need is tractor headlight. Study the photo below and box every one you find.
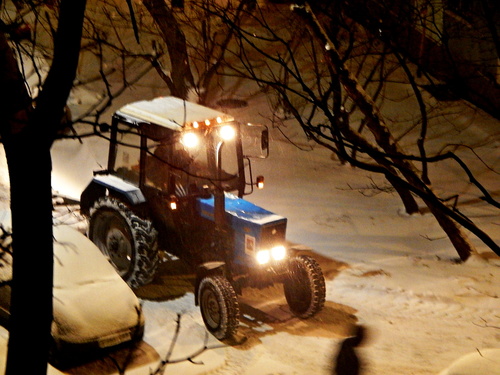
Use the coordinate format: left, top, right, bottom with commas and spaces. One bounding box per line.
256, 250, 270, 265
271, 245, 286, 261
219, 125, 236, 141
256, 245, 287, 265
181, 132, 199, 148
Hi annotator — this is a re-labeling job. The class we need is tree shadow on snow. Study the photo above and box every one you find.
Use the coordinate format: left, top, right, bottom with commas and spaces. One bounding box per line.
60, 341, 159, 375
233, 253, 357, 347
236, 289, 358, 348
133, 257, 196, 301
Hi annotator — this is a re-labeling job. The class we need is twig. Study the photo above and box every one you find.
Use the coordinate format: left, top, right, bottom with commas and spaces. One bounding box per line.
473, 317, 500, 330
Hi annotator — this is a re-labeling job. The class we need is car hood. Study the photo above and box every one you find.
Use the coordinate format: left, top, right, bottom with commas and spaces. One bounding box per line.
53, 225, 125, 287
52, 277, 143, 343
51, 225, 144, 343
0, 217, 144, 344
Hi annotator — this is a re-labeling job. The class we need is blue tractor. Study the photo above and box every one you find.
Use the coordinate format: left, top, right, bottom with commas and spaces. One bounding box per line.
80, 97, 325, 340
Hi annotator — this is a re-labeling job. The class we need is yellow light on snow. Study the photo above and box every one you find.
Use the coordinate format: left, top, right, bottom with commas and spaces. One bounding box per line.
181, 132, 199, 148
271, 245, 286, 261
256, 250, 270, 265
193, 121, 199, 129
205, 119, 211, 126
219, 125, 236, 141
216, 116, 222, 123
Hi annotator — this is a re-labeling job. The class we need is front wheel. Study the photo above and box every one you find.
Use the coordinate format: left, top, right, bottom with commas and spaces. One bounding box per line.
89, 197, 158, 288
284, 255, 326, 318
198, 276, 240, 340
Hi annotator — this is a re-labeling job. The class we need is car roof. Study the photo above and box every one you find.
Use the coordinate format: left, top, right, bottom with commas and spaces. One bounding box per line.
53, 225, 122, 287
115, 96, 234, 131
0, 210, 120, 288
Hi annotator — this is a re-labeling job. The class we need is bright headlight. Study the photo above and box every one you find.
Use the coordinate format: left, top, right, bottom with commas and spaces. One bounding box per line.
256, 250, 270, 265
181, 132, 199, 148
256, 246, 286, 265
271, 245, 286, 261
219, 125, 236, 141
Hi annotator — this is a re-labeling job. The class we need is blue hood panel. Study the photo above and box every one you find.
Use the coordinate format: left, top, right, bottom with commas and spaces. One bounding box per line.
197, 194, 285, 225
197, 194, 287, 265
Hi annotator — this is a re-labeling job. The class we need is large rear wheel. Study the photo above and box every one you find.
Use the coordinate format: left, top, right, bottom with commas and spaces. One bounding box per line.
89, 197, 158, 288
284, 255, 325, 318
198, 275, 240, 340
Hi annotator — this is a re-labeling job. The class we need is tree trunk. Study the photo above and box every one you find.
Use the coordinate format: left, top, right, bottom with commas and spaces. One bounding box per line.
4, 136, 53, 375
425, 201, 474, 260
0, 1, 86, 373
143, 0, 195, 99
385, 172, 420, 214
1, 31, 53, 375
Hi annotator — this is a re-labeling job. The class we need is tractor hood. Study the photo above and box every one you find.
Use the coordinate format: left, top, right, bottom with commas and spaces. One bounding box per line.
197, 194, 287, 265
197, 193, 286, 225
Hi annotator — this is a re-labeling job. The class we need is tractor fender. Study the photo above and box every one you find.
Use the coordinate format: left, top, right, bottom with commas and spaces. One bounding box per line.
194, 261, 226, 306
287, 242, 314, 256
80, 174, 146, 215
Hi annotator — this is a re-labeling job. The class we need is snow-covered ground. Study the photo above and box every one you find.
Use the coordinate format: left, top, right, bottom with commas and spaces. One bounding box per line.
0, 89, 499, 375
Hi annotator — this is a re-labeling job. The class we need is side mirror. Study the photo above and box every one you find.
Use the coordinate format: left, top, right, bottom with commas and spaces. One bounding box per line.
261, 128, 269, 156
241, 123, 269, 159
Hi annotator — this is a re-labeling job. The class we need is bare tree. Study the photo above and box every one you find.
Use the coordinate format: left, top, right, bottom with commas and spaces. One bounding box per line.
141, 0, 195, 100
126, 0, 250, 104
341, 0, 500, 117
0, 1, 86, 373
216, 2, 499, 260
0, 2, 247, 372
59, 0, 249, 114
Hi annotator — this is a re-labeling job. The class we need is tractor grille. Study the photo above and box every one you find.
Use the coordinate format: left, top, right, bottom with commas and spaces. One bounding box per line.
260, 222, 286, 249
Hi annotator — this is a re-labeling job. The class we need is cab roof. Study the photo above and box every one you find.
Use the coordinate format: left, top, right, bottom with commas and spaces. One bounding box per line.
115, 96, 234, 131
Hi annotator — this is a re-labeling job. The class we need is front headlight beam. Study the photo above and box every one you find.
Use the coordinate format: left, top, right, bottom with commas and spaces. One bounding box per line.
256, 245, 286, 265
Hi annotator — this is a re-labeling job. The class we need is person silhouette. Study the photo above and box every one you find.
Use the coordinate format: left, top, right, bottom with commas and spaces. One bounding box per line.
334, 325, 366, 375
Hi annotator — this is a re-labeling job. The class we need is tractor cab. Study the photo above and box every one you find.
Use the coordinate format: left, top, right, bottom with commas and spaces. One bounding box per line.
103, 97, 267, 222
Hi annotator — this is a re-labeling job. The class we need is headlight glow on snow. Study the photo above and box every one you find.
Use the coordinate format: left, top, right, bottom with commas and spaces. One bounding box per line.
181, 132, 199, 148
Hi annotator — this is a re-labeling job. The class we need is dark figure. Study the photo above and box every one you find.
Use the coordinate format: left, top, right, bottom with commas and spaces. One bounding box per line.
334, 325, 366, 375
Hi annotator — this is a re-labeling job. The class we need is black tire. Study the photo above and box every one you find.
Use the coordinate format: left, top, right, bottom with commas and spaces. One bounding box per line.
89, 197, 158, 289
284, 255, 326, 318
198, 275, 240, 340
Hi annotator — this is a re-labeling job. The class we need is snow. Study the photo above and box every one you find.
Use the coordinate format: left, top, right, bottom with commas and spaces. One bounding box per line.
0, 63, 499, 375
437, 349, 500, 375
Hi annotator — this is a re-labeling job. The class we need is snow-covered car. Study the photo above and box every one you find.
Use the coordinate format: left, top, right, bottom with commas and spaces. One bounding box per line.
0, 220, 145, 366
